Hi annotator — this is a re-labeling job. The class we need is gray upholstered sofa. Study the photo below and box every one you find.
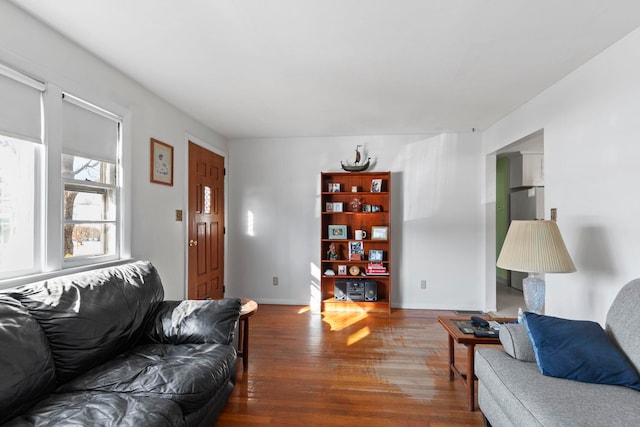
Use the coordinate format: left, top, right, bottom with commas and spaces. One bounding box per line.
476, 279, 640, 426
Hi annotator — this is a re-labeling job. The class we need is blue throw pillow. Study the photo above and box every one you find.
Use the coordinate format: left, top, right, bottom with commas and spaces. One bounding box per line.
524, 312, 640, 390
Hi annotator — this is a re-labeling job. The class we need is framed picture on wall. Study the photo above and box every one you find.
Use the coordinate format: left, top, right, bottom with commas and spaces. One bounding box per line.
150, 138, 174, 186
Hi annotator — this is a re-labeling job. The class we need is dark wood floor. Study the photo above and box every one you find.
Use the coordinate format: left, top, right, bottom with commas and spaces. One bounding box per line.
217, 305, 486, 426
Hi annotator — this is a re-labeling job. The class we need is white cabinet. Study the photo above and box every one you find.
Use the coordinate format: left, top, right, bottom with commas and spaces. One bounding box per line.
509, 153, 544, 188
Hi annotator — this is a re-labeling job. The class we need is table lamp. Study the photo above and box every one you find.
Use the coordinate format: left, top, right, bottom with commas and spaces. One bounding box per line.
497, 220, 576, 314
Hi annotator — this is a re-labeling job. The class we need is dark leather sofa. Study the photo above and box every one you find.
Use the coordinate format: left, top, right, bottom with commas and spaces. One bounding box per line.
0, 260, 241, 426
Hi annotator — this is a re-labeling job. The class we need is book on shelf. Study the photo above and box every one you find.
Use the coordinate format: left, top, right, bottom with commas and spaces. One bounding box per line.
366, 263, 388, 275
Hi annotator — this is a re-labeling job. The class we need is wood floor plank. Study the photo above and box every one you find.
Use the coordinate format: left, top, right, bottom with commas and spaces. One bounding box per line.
217, 305, 485, 426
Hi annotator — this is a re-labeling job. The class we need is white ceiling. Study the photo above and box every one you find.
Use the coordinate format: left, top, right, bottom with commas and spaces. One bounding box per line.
11, 0, 640, 139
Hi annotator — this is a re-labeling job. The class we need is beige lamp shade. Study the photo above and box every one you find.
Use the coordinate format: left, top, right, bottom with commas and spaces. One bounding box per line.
497, 220, 576, 273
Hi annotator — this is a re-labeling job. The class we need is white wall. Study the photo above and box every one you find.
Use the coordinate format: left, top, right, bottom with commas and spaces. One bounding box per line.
484, 27, 640, 324
227, 133, 485, 310
15, 0, 635, 318
0, 2, 227, 299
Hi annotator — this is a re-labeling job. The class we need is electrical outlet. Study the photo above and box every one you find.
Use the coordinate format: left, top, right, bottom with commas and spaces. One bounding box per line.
273, 276, 279, 286
421, 280, 427, 290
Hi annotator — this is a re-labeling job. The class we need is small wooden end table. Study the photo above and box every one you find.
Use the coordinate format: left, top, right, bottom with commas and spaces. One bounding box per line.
438, 316, 514, 411
238, 298, 258, 370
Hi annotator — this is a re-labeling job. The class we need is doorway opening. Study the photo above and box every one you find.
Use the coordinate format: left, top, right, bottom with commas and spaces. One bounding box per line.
493, 129, 544, 316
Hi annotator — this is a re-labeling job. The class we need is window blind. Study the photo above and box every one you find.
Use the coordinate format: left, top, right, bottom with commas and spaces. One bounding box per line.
0, 64, 45, 143
62, 93, 120, 163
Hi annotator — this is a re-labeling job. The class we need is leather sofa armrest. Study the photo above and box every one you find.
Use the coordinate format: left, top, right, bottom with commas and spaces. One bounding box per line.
143, 298, 241, 345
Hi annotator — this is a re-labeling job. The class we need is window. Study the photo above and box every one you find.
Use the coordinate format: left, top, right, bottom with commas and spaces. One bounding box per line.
62, 154, 117, 260
0, 64, 44, 280
61, 94, 121, 265
0, 64, 126, 285
0, 136, 40, 278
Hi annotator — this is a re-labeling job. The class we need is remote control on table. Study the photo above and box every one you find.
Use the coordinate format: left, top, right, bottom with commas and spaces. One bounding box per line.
470, 316, 489, 328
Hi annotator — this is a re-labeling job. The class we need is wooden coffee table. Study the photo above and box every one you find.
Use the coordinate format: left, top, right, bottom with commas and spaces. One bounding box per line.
438, 316, 514, 411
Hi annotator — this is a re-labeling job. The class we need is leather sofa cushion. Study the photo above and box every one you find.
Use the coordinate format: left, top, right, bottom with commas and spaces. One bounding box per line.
0, 295, 56, 425
5, 261, 164, 383
145, 298, 242, 345
59, 343, 236, 414
2, 391, 185, 427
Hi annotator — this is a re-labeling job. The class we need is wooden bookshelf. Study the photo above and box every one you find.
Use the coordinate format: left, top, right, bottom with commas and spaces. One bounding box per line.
320, 171, 391, 314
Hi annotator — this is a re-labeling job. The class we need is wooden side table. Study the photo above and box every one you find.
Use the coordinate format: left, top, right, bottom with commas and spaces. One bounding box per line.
438, 316, 513, 411
238, 299, 258, 370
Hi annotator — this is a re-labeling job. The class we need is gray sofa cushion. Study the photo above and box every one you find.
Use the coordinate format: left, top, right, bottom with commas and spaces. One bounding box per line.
476, 348, 640, 427
607, 278, 640, 373
499, 323, 535, 362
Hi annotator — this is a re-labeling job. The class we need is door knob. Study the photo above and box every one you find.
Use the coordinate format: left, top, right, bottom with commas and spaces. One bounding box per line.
189, 239, 198, 247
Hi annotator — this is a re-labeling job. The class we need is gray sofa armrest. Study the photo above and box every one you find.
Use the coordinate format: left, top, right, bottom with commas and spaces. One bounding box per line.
499, 323, 536, 362
144, 298, 241, 345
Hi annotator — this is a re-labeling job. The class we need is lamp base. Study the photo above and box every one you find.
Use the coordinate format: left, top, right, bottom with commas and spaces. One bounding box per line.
523, 273, 545, 314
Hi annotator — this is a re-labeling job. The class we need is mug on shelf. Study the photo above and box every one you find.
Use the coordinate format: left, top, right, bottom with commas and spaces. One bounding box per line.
354, 230, 367, 240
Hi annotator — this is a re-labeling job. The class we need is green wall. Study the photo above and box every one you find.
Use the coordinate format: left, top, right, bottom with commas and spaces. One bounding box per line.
496, 157, 509, 282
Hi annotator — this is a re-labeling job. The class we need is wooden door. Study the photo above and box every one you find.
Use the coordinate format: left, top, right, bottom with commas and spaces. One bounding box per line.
188, 142, 225, 299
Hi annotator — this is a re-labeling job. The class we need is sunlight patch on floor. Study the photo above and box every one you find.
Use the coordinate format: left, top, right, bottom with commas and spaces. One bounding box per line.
321, 311, 369, 332
346, 326, 370, 346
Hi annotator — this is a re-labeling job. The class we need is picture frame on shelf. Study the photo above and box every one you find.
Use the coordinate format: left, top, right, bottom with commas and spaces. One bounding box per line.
362, 204, 371, 212
338, 265, 347, 275
328, 183, 341, 192
328, 225, 347, 239
371, 226, 388, 240
370, 179, 382, 193
348, 240, 364, 260
325, 202, 334, 212
332, 202, 343, 212
369, 249, 383, 262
